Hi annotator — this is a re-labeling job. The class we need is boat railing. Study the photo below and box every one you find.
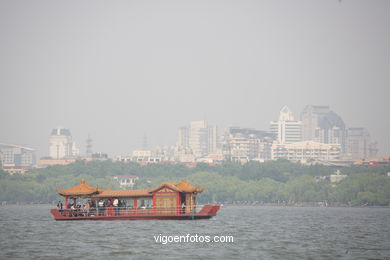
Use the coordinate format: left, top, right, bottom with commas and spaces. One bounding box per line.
57, 205, 205, 217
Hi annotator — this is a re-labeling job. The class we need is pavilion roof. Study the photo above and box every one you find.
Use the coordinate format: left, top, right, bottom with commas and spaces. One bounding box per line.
93, 189, 151, 198
57, 179, 203, 198
57, 179, 101, 197
147, 182, 182, 193
175, 180, 204, 193
147, 180, 203, 194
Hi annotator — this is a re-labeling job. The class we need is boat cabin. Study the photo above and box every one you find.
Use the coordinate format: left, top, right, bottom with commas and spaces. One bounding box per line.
56, 179, 204, 217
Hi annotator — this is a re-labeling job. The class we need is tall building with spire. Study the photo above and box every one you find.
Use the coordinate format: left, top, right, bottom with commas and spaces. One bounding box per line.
270, 106, 302, 144
49, 127, 79, 159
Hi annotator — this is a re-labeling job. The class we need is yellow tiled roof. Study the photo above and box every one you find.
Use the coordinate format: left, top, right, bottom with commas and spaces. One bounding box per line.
93, 189, 151, 198
57, 179, 203, 198
57, 179, 100, 197
175, 180, 204, 193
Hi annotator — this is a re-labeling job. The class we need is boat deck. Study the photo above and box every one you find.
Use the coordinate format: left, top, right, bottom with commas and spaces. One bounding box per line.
51, 205, 220, 221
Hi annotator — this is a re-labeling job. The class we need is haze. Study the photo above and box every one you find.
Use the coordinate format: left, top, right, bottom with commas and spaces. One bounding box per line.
1, 0, 389, 157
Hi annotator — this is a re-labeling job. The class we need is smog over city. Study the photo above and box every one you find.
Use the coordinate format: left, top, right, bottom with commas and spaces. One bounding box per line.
1, 1, 390, 259
0, 0, 389, 158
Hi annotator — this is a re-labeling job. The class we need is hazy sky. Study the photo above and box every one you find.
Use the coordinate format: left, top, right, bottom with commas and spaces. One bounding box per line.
1, 0, 389, 158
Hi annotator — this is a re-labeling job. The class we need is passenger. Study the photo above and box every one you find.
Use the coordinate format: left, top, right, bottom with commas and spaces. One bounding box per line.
106, 199, 113, 216
113, 198, 119, 216
118, 200, 124, 215
85, 201, 90, 216
89, 200, 96, 216
70, 204, 76, 217
67, 202, 72, 216
181, 203, 185, 214
76, 204, 82, 216
98, 200, 104, 216
57, 201, 63, 211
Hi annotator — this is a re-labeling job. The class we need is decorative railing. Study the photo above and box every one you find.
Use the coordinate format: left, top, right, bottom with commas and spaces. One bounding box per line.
57, 205, 203, 217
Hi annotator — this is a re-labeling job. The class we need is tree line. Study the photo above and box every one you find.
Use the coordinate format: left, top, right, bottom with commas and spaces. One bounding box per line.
0, 160, 389, 206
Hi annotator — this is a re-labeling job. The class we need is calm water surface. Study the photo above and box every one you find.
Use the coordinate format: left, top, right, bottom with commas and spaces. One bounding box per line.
0, 205, 389, 259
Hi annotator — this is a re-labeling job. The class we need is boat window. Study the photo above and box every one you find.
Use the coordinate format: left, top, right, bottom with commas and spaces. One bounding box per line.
137, 199, 152, 209
123, 199, 134, 208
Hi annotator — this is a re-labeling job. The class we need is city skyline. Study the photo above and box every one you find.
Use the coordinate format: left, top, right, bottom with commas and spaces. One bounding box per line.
1, 1, 389, 158
0, 103, 381, 160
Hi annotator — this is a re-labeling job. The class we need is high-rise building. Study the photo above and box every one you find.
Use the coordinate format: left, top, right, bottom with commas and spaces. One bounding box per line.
346, 128, 378, 160
188, 121, 209, 157
270, 106, 302, 144
86, 134, 93, 157
300, 105, 346, 151
271, 141, 341, 162
0, 143, 36, 173
223, 127, 274, 162
175, 120, 218, 158
49, 127, 79, 159
176, 126, 189, 149
208, 125, 218, 155
300, 105, 331, 141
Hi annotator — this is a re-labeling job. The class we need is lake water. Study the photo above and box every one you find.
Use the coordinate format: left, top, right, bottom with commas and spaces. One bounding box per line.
0, 205, 389, 259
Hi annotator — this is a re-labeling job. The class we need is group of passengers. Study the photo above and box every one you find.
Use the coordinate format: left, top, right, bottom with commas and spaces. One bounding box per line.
97, 198, 126, 216
57, 199, 126, 217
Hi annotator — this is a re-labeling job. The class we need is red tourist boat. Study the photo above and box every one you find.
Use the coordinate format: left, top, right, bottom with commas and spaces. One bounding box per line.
50, 179, 221, 221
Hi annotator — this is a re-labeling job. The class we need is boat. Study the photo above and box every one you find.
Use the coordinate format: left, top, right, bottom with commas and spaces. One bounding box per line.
50, 179, 221, 221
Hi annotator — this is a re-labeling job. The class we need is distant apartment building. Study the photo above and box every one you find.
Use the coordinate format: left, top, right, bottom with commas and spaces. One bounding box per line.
174, 146, 197, 162
37, 158, 77, 168
189, 120, 217, 157
270, 106, 303, 144
132, 150, 162, 163
0, 143, 36, 174
330, 170, 348, 183
175, 120, 219, 159
223, 127, 274, 162
116, 147, 173, 164
91, 152, 108, 159
300, 105, 346, 152
154, 145, 175, 161
346, 128, 377, 160
271, 141, 341, 162
114, 155, 132, 163
49, 127, 79, 159
113, 176, 139, 189
177, 126, 189, 149
301, 105, 330, 141
37, 153, 109, 168
133, 150, 152, 157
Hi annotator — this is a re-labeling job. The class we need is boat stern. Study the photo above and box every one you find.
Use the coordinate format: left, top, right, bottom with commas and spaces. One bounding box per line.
197, 205, 221, 216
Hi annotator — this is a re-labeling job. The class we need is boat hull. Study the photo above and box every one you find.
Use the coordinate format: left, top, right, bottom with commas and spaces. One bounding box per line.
50, 205, 220, 221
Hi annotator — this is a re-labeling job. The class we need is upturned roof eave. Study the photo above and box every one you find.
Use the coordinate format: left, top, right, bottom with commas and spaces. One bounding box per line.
57, 189, 100, 197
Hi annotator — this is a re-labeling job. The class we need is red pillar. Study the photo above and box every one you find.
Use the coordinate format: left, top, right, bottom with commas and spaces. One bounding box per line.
176, 193, 181, 215
152, 194, 156, 215
65, 197, 68, 217
133, 199, 137, 216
